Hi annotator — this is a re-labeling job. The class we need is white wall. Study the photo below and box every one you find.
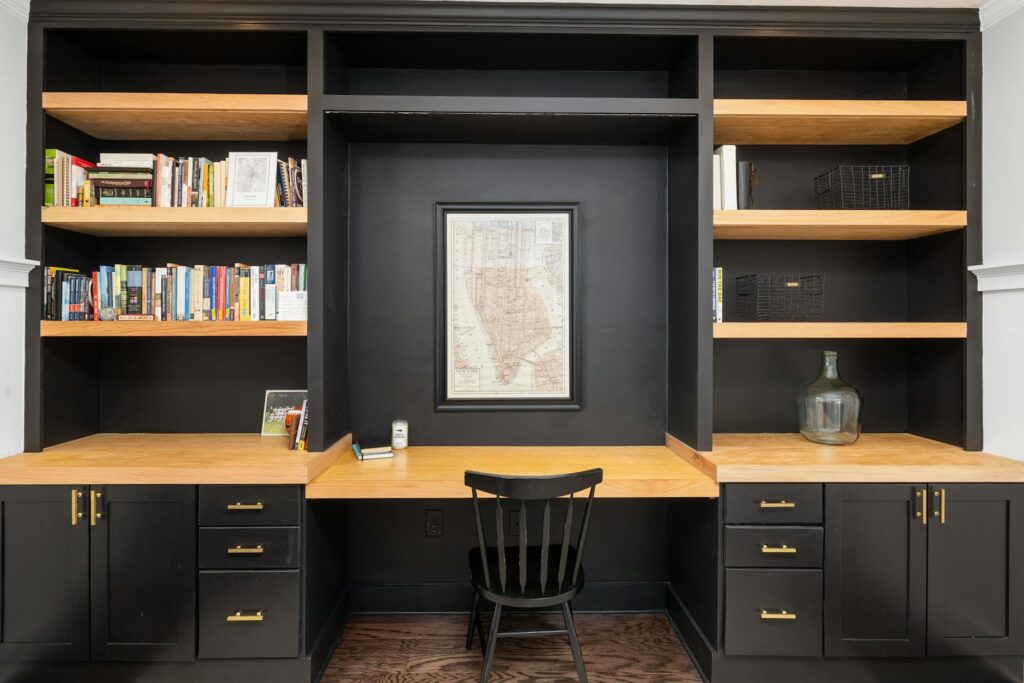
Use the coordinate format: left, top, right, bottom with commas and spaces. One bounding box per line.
979, 1, 1024, 460
0, 1, 29, 456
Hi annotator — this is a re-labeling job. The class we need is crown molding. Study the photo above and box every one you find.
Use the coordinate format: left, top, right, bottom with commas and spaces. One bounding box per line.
969, 261, 1024, 292
981, 0, 1024, 28
0, 0, 29, 19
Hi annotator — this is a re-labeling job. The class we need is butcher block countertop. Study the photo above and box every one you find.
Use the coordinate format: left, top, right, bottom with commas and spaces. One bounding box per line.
666, 432, 1024, 484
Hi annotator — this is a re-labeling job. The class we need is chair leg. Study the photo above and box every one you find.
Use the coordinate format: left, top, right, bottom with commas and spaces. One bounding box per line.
562, 602, 588, 683
479, 604, 502, 683
475, 597, 488, 655
466, 592, 480, 651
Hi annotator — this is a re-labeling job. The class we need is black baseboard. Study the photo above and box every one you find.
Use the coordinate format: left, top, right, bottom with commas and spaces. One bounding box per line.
348, 580, 668, 613
0, 658, 311, 683
666, 584, 713, 682
309, 587, 351, 683
710, 654, 1024, 683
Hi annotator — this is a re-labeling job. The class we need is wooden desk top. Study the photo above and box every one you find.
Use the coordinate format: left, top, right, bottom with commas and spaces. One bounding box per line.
0, 433, 349, 485
667, 433, 1024, 483
305, 445, 719, 499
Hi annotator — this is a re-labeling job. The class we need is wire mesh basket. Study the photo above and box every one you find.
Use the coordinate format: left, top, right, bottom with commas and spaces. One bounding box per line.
814, 165, 909, 210
735, 274, 825, 322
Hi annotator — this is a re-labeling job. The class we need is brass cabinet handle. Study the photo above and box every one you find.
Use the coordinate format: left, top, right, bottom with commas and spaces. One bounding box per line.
934, 489, 946, 524
226, 502, 264, 511
760, 609, 797, 621
70, 489, 83, 526
90, 490, 103, 526
226, 611, 264, 623
227, 545, 264, 555
759, 500, 795, 509
915, 489, 927, 526
761, 544, 797, 554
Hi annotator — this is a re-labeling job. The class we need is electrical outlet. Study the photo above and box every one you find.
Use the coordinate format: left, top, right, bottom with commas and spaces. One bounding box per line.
508, 510, 520, 537
425, 509, 443, 537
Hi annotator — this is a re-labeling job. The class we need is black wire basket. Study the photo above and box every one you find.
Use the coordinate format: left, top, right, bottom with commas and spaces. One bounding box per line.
814, 165, 909, 210
735, 274, 825, 322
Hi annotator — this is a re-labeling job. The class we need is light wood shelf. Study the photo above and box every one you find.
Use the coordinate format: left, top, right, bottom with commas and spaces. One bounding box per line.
713, 99, 966, 145
713, 209, 967, 241
40, 320, 307, 338
42, 92, 308, 141
713, 322, 967, 339
41, 206, 307, 237
666, 433, 1024, 484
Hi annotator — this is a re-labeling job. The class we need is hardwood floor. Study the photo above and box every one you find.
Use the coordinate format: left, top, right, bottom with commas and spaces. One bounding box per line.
322, 612, 701, 682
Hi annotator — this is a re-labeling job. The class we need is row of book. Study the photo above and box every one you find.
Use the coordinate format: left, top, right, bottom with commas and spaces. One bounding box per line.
43, 263, 308, 322
712, 267, 724, 323
45, 151, 307, 208
712, 145, 755, 210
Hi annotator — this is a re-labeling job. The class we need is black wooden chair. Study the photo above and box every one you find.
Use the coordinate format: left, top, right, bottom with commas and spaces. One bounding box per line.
464, 468, 603, 683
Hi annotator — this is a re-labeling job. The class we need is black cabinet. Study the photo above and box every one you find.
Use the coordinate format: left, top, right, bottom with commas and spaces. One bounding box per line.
825, 483, 1024, 659
0, 486, 89, 662
90, 485, 196, 662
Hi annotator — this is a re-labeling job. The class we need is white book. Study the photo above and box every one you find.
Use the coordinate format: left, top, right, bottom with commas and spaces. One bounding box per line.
719, 145, 738, 210
100, 152, 155, 164
301, 159, 308, 207
250, 267, 259, 323
265, 277, 277, 321
712, 152, 722, 210
176, 267, 187, 321
715, 267, 724, 323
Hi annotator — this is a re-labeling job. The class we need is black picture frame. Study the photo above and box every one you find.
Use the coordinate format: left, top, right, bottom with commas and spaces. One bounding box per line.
435, 202, 582, 412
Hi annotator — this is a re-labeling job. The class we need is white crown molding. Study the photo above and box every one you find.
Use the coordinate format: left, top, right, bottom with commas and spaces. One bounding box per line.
0, 0, 29, 20
0, 258, 38, 289
969, 262, 1024, 292
981, 0, 1024, 28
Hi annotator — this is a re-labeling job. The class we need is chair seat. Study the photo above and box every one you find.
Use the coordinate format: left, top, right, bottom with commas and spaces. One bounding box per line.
470, 544, 585, 608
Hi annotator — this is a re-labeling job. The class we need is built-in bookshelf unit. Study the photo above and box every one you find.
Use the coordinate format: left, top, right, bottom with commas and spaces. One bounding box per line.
25, 13, 981, 459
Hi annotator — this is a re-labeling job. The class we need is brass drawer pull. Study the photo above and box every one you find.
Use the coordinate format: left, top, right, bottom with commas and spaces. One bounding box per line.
934, 489, 946, 524
90, 490, 103, 526
226, 611, 264, 623
761, 544, 797, 554
760, 609, 797, 621
71, 489, 83, 526
227, 545, 264, 555
759, 500, 795, 509
226, 502, 264, 511
915, 489, 928, 526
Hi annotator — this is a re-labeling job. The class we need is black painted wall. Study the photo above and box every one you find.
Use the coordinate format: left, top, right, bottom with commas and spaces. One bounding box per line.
346, 143, 667, 445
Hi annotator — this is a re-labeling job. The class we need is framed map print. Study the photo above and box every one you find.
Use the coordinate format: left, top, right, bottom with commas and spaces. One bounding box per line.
435, 203, 580, 410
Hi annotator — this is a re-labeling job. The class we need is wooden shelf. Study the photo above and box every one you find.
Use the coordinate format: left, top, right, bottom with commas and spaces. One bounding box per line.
41, 206, 307, 237
713, 99, 966, 145
666, 433, 1024, 484
713, 210, 967, 241
713, 322, 967, 339
42, 92, 308, 141
40, 320, 306, 338
0, 433, 351, 485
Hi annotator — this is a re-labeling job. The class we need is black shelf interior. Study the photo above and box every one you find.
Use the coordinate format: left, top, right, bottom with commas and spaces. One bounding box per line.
44, 29, 308, 94
714, 36, 964, 100
325, 32, 699, 99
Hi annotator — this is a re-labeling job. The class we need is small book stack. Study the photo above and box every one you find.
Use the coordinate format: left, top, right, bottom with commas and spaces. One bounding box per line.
353, 437, 393, 461
712, 145, 755, 210
89, 153, 155, 206
45, 149, 95, 207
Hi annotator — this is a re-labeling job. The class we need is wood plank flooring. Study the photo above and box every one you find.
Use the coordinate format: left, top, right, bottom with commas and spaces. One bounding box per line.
322, 612, 701, 682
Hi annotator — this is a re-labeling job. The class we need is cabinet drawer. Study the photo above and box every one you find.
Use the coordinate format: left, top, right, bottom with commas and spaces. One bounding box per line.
725, 569, 823, 657
199, 527, 300, 569
725, 484, 823, 525
199, 486, 301, 526
725, 526, 823, 568
198, 570, 300, 659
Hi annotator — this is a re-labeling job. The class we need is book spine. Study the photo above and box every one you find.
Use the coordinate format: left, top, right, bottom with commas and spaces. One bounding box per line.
721, 145, 738, 211
265, 265, 276, 320
738, 160, 752, 210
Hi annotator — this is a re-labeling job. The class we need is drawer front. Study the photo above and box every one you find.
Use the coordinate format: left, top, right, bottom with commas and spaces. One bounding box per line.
725, 569, 823, 657
199, 527, 300, 569
198, 570, 300, 659
725, 484, 823, 525
199, 485, 301, 526
725, 526, 824, 568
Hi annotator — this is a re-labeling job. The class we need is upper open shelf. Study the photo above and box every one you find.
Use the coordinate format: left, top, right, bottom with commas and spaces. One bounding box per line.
43, 92, 308, 141
40, 321, 307, 338
713, 322, 967, 339
713, 210, 967, 240
41, 206, 307, 238
714, 99, 966, 145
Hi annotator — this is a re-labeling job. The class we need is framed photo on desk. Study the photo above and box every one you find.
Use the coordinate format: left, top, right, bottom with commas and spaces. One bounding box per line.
435, 203, 581, 411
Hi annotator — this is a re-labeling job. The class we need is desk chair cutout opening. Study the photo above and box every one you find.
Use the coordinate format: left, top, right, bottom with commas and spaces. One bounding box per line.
464, 468, 603, 683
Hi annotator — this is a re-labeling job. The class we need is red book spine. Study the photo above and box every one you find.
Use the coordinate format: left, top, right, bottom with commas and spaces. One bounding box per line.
217, 268, 226, 321
92, 272, 99, 320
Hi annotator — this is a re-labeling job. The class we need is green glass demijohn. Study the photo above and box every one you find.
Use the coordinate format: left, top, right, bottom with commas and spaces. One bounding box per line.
797, 350, 862, 445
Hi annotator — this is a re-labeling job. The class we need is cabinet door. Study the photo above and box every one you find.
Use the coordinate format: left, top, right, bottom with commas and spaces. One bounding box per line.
927, 484, 1024, 656
0, 486, 89, 661
824, 484, 927, 657
90, 485, 196, 661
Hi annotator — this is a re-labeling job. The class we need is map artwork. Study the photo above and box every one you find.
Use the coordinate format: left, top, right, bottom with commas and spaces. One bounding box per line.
445, 212, 571, 401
